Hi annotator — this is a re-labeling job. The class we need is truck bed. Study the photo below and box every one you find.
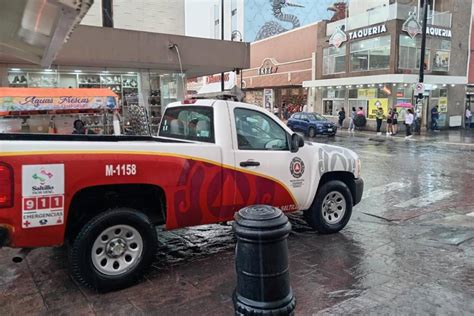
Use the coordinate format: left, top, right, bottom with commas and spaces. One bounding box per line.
0, 133, 182, 143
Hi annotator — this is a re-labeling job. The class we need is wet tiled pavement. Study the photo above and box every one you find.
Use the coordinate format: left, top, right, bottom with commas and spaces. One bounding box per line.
1, 134, 473, 315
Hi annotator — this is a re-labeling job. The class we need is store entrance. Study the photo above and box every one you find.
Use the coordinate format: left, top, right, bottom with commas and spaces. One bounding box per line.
467, 94, 474, 128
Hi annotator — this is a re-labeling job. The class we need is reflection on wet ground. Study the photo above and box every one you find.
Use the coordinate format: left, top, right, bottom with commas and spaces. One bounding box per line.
0, 135, 473, 315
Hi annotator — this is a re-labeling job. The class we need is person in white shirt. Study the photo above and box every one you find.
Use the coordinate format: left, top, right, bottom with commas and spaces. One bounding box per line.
466, 107, 472, 128
404, 108, 414, 139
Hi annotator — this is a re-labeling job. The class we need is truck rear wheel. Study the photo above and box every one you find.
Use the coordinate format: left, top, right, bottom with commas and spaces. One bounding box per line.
69, 208, 157, 292
304, 180, 353, 234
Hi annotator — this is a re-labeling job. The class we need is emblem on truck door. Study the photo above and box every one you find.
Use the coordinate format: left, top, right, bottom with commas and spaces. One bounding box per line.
290, 157, 305, 179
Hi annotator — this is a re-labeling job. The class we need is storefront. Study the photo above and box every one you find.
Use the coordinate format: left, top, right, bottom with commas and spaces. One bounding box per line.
304, 3, 471, 130
241, 22, 318, 118
0, 25, 250, 135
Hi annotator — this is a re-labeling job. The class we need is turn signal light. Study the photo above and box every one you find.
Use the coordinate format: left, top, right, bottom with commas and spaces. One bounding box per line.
0, 163, 13, 208
182, 99, 198, 104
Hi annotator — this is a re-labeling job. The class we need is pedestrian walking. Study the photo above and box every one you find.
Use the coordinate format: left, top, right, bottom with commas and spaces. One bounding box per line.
338, 107, 346, 128
375, 105, 384, 135
431, 105, 439, 131
348, 107, 356, 133
466, 106, 472, 129
386, 107, 393, 136
391, 107, 398, 135
405, 108, 414, 140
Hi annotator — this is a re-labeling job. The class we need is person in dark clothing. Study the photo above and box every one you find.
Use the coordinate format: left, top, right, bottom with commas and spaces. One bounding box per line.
338, 108, 346, 128
431, 105, 439, 130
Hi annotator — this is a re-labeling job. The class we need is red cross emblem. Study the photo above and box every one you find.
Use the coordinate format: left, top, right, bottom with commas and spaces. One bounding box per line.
24, 220, 31, 227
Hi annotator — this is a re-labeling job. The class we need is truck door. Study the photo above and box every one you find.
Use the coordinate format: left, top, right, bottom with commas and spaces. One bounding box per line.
230, 105, 311, 212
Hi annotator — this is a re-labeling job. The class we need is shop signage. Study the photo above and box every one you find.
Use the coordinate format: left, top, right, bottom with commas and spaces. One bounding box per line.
206, 73, 230, 84
402, 11, 422, 39
368, 99, 389, 119
402, 10, 452, 39
358, 88, 377, 99
439, 97, 448, 112
348, 24, 387, 40
426, 26, 451, 38
264, 89, 274, 111
415, 82, 425, 95
258, 58, 278, 75
0, 96, 117, 112
329, 26, 347, 48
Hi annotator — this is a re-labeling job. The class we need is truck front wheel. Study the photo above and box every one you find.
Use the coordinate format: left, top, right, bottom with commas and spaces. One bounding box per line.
304, 180, 353, 234
69, 208, 158, 292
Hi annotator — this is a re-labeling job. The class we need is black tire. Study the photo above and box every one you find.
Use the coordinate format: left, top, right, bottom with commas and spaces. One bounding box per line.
69, 208, 158, 292
308, 127, 316, 138
304, 180, 353, 234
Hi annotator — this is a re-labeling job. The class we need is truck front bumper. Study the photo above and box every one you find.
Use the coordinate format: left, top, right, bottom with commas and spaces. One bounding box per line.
353, 178, 364, 205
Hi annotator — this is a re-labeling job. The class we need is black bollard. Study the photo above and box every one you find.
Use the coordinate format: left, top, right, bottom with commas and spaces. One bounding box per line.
233, 205, 295, 315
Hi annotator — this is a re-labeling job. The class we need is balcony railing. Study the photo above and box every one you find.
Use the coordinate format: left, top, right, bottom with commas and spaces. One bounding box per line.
326, 3, 452, 37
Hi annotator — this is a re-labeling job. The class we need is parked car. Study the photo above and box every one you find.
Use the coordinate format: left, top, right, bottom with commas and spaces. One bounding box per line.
287, 112, 337, 137
0, 100, 362, 292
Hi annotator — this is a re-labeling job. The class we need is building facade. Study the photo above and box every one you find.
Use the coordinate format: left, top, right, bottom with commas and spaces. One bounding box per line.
241, 23, 318, 116
304, 0, 472, 130
0, 1, 249, 135
81, 0, 185, 35
466, 6, 474, 116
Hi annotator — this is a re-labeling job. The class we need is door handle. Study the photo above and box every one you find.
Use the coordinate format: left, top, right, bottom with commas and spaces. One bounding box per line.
240, 160, 260, 167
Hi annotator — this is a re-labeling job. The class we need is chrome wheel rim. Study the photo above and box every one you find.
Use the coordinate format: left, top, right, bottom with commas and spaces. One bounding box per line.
91, 225, 143, 276
322, 191, 346, 224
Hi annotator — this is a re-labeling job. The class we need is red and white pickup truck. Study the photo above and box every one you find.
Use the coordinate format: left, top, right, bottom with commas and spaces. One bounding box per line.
0, 99, 363, 291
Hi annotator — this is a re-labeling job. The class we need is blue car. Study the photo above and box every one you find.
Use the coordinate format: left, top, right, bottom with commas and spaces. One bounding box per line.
287, 112, 337, 137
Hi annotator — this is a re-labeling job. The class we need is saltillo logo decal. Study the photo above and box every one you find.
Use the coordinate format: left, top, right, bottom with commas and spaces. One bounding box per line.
290, 157, 305, 178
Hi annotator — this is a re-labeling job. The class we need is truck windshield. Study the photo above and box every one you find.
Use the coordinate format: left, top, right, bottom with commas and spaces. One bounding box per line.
159, 106, 214, 143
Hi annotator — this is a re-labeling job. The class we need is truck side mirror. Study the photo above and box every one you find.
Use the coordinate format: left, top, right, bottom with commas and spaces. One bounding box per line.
290, 133, 304, 153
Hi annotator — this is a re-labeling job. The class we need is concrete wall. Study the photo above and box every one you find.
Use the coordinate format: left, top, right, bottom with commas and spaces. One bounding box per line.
249, 24, 319, 67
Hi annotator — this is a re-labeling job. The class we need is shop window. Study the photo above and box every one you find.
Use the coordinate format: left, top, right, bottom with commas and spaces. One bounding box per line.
348, 89, 358, 98
323, 99, 345, 116
377, 87, 390, 98
348, 100, 368, 117
350, 36, 391, 72
396, 87, 412, 99
399, 35, 431, 71
432, 50, 450, 72
323, 46, 346, 75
